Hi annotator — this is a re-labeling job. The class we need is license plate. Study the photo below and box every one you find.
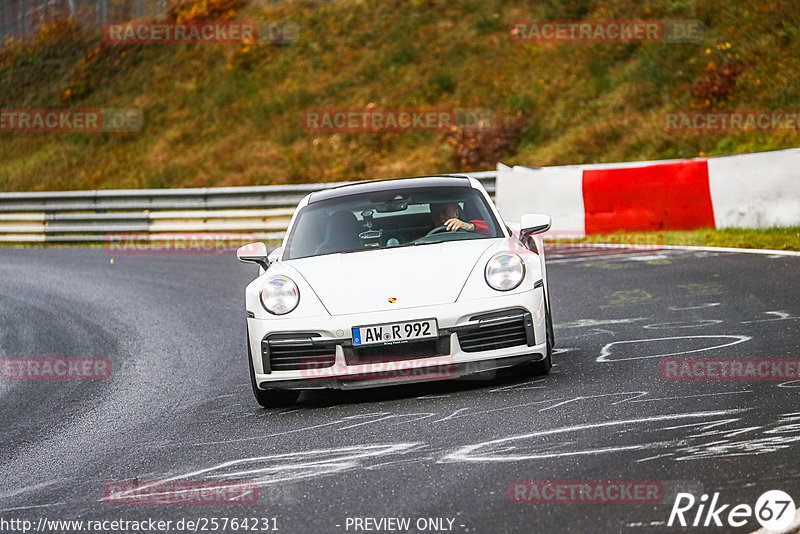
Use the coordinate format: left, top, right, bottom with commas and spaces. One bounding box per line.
352, 319, 438, 346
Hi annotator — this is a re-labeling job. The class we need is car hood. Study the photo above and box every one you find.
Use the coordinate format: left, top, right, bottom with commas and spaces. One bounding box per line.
285, 239, 498, 315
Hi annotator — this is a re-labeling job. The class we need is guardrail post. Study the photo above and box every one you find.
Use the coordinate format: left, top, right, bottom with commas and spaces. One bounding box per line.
1, 2, 8, 40
19, 0, 30, 36
96, 0, 107, 27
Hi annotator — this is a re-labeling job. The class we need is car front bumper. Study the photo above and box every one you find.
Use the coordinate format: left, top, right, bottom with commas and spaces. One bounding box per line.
247, 287, 547, 390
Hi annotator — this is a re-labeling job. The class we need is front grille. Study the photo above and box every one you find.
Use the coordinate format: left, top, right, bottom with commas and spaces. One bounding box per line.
262, 334, 336, 372
458, 312, 532, 353
346, 338, 448, 366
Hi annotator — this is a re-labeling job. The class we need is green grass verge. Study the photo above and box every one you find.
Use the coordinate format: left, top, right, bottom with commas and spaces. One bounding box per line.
551, 227, 800, 252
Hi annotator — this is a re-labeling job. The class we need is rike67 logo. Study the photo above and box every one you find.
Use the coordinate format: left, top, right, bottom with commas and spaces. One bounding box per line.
668, 490, 796, 530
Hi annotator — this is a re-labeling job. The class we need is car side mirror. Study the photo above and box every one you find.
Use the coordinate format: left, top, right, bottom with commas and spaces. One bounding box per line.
267, 247, 283, 264
237, 242, 270, 270
520, 214, 552, 235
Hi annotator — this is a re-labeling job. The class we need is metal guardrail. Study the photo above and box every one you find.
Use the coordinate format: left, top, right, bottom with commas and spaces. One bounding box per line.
0, 172, 497, 243
1, 1, 168, 41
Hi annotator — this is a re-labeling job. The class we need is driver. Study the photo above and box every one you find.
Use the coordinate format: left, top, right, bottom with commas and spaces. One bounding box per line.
429, 202, 489, 234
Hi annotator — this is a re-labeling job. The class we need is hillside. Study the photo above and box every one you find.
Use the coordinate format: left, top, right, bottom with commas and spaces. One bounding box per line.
1, 0, 798, 192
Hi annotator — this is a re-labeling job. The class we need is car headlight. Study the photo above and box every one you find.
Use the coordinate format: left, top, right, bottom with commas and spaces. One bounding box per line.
485, 252, 525, 291
260, 276, 299, 315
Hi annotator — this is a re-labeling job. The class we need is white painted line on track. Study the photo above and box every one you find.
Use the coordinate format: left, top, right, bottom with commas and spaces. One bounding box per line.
651, 244, 800, 256
547, 242, 800, 257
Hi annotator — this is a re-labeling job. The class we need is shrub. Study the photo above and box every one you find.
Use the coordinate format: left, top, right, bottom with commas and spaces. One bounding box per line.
447, 112, 529, 170
35, 18, 79, 45
690, 43, 746, 108
167, 0, 247, 22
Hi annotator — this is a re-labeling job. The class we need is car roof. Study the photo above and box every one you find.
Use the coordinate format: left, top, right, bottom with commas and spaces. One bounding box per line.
307, 175, 473, 204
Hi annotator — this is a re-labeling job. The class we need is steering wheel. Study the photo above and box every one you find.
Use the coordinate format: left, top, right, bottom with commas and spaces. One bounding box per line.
425, 225, 469, 236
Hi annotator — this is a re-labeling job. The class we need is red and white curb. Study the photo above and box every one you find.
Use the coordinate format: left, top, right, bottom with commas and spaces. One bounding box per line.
496, 148, 800, 236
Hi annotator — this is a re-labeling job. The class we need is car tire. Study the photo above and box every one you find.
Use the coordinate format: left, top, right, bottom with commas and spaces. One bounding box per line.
248, 333, 300, 408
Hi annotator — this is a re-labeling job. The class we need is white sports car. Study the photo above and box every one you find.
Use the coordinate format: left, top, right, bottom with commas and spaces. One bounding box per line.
238, 176, 554, 407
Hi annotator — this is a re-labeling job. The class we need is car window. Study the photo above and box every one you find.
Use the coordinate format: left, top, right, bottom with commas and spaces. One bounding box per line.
284, 186, 502, 260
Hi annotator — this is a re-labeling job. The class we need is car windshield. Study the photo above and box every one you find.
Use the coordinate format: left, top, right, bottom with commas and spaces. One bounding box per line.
283, 185, 503, 260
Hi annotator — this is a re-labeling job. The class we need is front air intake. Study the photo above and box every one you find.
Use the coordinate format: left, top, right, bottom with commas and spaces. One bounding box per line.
261, 334, 337, 372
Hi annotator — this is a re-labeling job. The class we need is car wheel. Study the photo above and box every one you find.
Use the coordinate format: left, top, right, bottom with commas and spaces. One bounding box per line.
248, 333, 300, 408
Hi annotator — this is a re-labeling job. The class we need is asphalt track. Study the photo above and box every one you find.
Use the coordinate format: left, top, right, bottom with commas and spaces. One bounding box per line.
0, 246, 799, 534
